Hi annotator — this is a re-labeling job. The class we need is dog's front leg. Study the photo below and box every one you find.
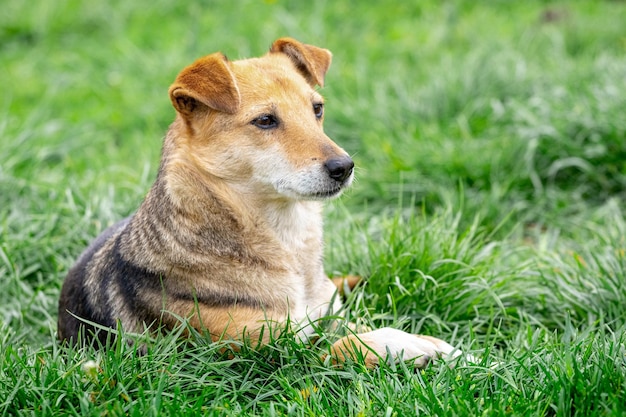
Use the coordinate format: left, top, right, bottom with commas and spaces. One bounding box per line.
328, 327, 461, 369
331, 275, 361, 296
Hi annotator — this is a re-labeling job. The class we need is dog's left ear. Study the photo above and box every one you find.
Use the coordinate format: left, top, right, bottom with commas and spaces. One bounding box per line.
169, 53, 241, 116
270, 38, 332, 87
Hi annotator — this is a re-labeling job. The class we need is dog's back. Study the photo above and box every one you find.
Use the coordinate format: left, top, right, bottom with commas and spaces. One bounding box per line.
58, 217, 130, 345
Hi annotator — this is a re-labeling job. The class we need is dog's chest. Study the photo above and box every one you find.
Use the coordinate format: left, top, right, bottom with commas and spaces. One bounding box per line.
270, 202, 322, 254
269, 205, 338, 336
264, 201, 326, 290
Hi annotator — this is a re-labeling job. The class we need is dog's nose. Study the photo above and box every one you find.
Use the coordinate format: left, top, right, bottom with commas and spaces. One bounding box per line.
324, 156, 354, 182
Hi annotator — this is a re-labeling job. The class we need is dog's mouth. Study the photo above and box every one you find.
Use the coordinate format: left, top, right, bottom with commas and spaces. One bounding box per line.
306, 179, 352, 200
278, 183, 347, 201
310, 186, 344, 199
273, 168, 353, 201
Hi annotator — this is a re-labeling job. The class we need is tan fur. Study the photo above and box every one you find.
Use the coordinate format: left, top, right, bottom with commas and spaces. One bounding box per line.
58, 37, 461, 369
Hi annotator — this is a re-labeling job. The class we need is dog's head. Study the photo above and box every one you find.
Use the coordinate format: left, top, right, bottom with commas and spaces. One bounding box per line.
167, 38, 353, 201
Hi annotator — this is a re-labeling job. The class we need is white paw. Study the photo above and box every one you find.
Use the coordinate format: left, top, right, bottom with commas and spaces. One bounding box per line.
329, 327, 461, 368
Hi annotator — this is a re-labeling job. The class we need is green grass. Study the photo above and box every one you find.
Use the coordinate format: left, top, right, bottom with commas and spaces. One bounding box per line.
2, 0, 626, 415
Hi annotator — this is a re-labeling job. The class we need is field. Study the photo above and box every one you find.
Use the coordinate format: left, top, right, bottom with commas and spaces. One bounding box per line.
2, 0, 626, 415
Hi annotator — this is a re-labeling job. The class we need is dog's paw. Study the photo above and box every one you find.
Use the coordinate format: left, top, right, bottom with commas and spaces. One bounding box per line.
328, 327, 461, 369
331, 275, 361, 295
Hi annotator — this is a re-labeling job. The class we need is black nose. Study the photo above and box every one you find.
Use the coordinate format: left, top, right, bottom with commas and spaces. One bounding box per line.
324, 156, 354, 182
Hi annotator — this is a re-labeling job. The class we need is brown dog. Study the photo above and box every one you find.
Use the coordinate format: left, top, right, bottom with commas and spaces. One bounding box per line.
58, 38, 459, 368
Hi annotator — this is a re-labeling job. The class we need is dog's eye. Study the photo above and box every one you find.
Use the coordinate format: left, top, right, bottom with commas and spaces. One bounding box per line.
313, 103, 324, 119
252, 114, 279, 129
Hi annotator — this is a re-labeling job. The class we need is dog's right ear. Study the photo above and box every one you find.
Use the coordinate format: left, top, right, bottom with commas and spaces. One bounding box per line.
169, 53, 241, 116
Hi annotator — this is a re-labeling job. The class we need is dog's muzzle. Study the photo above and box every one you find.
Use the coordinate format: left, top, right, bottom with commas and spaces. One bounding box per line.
324, 155, 354, 183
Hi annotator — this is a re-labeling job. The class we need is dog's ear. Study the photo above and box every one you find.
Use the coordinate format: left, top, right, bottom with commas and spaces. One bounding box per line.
169, 53, 241, 116
270, 38, 332, 87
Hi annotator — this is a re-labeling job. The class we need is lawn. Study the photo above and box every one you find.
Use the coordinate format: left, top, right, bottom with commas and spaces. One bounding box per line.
2, 0, 626, 415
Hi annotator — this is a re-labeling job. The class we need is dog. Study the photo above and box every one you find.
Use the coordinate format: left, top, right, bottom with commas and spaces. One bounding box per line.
58, 37, 460, 368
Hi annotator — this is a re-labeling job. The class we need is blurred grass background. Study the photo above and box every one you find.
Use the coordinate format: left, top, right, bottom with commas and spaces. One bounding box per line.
2, 0, 626, 415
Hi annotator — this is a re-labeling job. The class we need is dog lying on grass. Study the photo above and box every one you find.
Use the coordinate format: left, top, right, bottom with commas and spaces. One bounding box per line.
58, 37, 460, 368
